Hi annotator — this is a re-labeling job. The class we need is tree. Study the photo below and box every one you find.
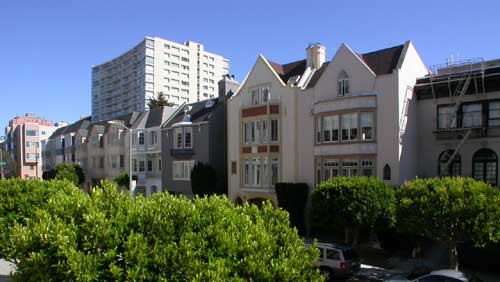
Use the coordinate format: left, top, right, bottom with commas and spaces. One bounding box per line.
113, 172, 129, 189
310, 177, 396, 246
190, 162, 218, 196
397, 177, 500, 270
54, 163, 85, 186
6, 180, 322, 281
147, 92, 175, 109
0, 150, 18, 178
275, 183, 309, 235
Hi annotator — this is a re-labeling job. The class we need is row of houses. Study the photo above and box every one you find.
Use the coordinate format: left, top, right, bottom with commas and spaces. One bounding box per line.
43, 75, 239, 196
44, 41, 500, 204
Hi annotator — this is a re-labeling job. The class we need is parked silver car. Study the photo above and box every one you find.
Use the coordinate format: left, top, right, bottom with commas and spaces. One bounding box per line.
384, 269, 481, 282
308, 242, 361, 281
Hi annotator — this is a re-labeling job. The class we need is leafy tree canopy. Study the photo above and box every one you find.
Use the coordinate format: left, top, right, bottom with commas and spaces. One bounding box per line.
310, 176, 396, 244
397, 177, 500, 270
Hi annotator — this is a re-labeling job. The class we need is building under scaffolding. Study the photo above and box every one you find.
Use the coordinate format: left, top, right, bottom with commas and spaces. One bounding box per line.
415, 58, 500, 186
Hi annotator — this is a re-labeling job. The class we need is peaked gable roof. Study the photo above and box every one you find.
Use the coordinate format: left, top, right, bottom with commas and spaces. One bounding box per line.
358, 44, 405, 75
268, 59, 307, 84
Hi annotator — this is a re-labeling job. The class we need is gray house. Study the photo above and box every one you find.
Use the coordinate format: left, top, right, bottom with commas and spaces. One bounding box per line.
161, 75, 239, 196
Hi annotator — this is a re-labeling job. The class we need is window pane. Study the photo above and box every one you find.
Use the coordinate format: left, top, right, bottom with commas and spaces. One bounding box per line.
184, 127, 192, 148
463, 103, 482, 128
438, 106, 457, 129
361, 112, 373, 140
271, 120, 279, 142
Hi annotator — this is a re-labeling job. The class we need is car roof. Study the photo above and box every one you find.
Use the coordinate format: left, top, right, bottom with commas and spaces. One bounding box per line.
315, 242, 353, 251
429, 270, 467, 281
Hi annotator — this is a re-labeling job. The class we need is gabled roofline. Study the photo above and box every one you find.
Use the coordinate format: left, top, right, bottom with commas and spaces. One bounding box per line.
259, 54, 287, 87
341, 43, 377, 77
396, 40, 411, 70
229, 54, 286, 101
161, 102, 187, 129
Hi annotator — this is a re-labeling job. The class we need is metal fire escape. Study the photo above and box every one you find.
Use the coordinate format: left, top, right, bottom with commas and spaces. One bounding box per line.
431, 59, 485, 172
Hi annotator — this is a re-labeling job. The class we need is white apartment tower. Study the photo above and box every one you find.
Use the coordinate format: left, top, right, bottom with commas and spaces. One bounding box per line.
91, 36, 230, 122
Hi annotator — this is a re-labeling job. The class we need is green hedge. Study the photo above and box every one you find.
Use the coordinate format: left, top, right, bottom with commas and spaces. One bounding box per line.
275, 183, 309, 235
0, 179, 322, 281
310, 177, 396, 244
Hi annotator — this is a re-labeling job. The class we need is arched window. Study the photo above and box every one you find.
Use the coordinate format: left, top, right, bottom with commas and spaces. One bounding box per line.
337, 70, 350, 96
438, 150, 461, 176
383, 164, 391, 180
473, 148, 498, 186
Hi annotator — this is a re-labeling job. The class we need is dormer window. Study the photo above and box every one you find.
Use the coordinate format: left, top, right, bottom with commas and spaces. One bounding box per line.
337, 70, 350, 97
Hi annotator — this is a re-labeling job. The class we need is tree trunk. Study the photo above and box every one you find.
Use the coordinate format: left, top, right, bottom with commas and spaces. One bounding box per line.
352, 226, 360, 247
344, 226, 351, 244
448, 241, 459, 270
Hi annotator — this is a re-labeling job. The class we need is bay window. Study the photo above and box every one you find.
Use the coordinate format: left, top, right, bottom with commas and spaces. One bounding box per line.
173, 127, 192, 149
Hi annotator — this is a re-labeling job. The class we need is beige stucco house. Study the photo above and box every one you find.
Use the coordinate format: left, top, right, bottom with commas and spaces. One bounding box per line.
227, 44, 326, 205
298, 41, 428, 188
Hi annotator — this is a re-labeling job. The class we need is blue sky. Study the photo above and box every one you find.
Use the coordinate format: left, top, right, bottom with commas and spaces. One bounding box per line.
1, 0, 499, 131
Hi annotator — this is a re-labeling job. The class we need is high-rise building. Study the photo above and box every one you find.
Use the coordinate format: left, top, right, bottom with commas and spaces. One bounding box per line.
4, 113, 67, 179
91, 36, 230, 122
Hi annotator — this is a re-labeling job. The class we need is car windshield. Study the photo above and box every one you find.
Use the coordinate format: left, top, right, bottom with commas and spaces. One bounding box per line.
343, 249, 359, 260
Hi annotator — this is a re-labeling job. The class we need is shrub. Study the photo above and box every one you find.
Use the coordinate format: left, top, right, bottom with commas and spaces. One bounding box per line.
0, 179, 78, 260
275, 183, 309, 235
310, 176, 396, 245
397, 177, 500, 270
4, 180, 322, 281
190, 162, 218, 196
54, 163, 85, 186
113, 172, 129, 188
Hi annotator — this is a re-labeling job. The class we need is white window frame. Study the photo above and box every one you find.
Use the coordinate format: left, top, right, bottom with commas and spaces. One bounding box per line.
172, 160, 195, 180
174, 128, 183, 149
338, 78, 350, 96
184, 127, 192, 148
